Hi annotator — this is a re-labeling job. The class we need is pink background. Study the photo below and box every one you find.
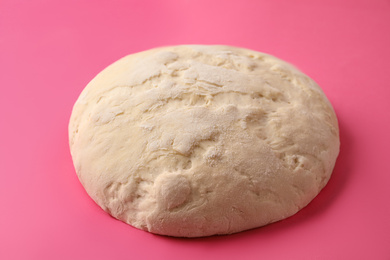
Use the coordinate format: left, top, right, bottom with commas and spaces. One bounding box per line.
1, 0, 390, 259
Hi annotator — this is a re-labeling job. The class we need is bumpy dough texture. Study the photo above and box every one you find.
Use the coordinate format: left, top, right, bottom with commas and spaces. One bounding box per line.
69, 45, 340, 237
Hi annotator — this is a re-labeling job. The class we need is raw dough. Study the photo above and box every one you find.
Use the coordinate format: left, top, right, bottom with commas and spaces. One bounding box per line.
69, 45, 339, 237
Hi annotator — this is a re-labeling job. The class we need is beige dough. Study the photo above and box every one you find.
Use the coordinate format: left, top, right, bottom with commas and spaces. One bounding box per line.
69, 45, 340, 237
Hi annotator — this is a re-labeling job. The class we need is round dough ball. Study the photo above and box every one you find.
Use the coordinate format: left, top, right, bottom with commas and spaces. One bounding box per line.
69, 45, 339, 237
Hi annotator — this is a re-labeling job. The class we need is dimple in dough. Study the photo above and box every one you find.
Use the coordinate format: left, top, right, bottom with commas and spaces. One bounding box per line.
69, 45, 340, 237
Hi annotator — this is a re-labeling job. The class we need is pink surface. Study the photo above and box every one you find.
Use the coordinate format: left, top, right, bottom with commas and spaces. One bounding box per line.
1, 0, 390, 259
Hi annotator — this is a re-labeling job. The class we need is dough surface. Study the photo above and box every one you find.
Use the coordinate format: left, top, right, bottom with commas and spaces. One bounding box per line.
69, 45, 339, 237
